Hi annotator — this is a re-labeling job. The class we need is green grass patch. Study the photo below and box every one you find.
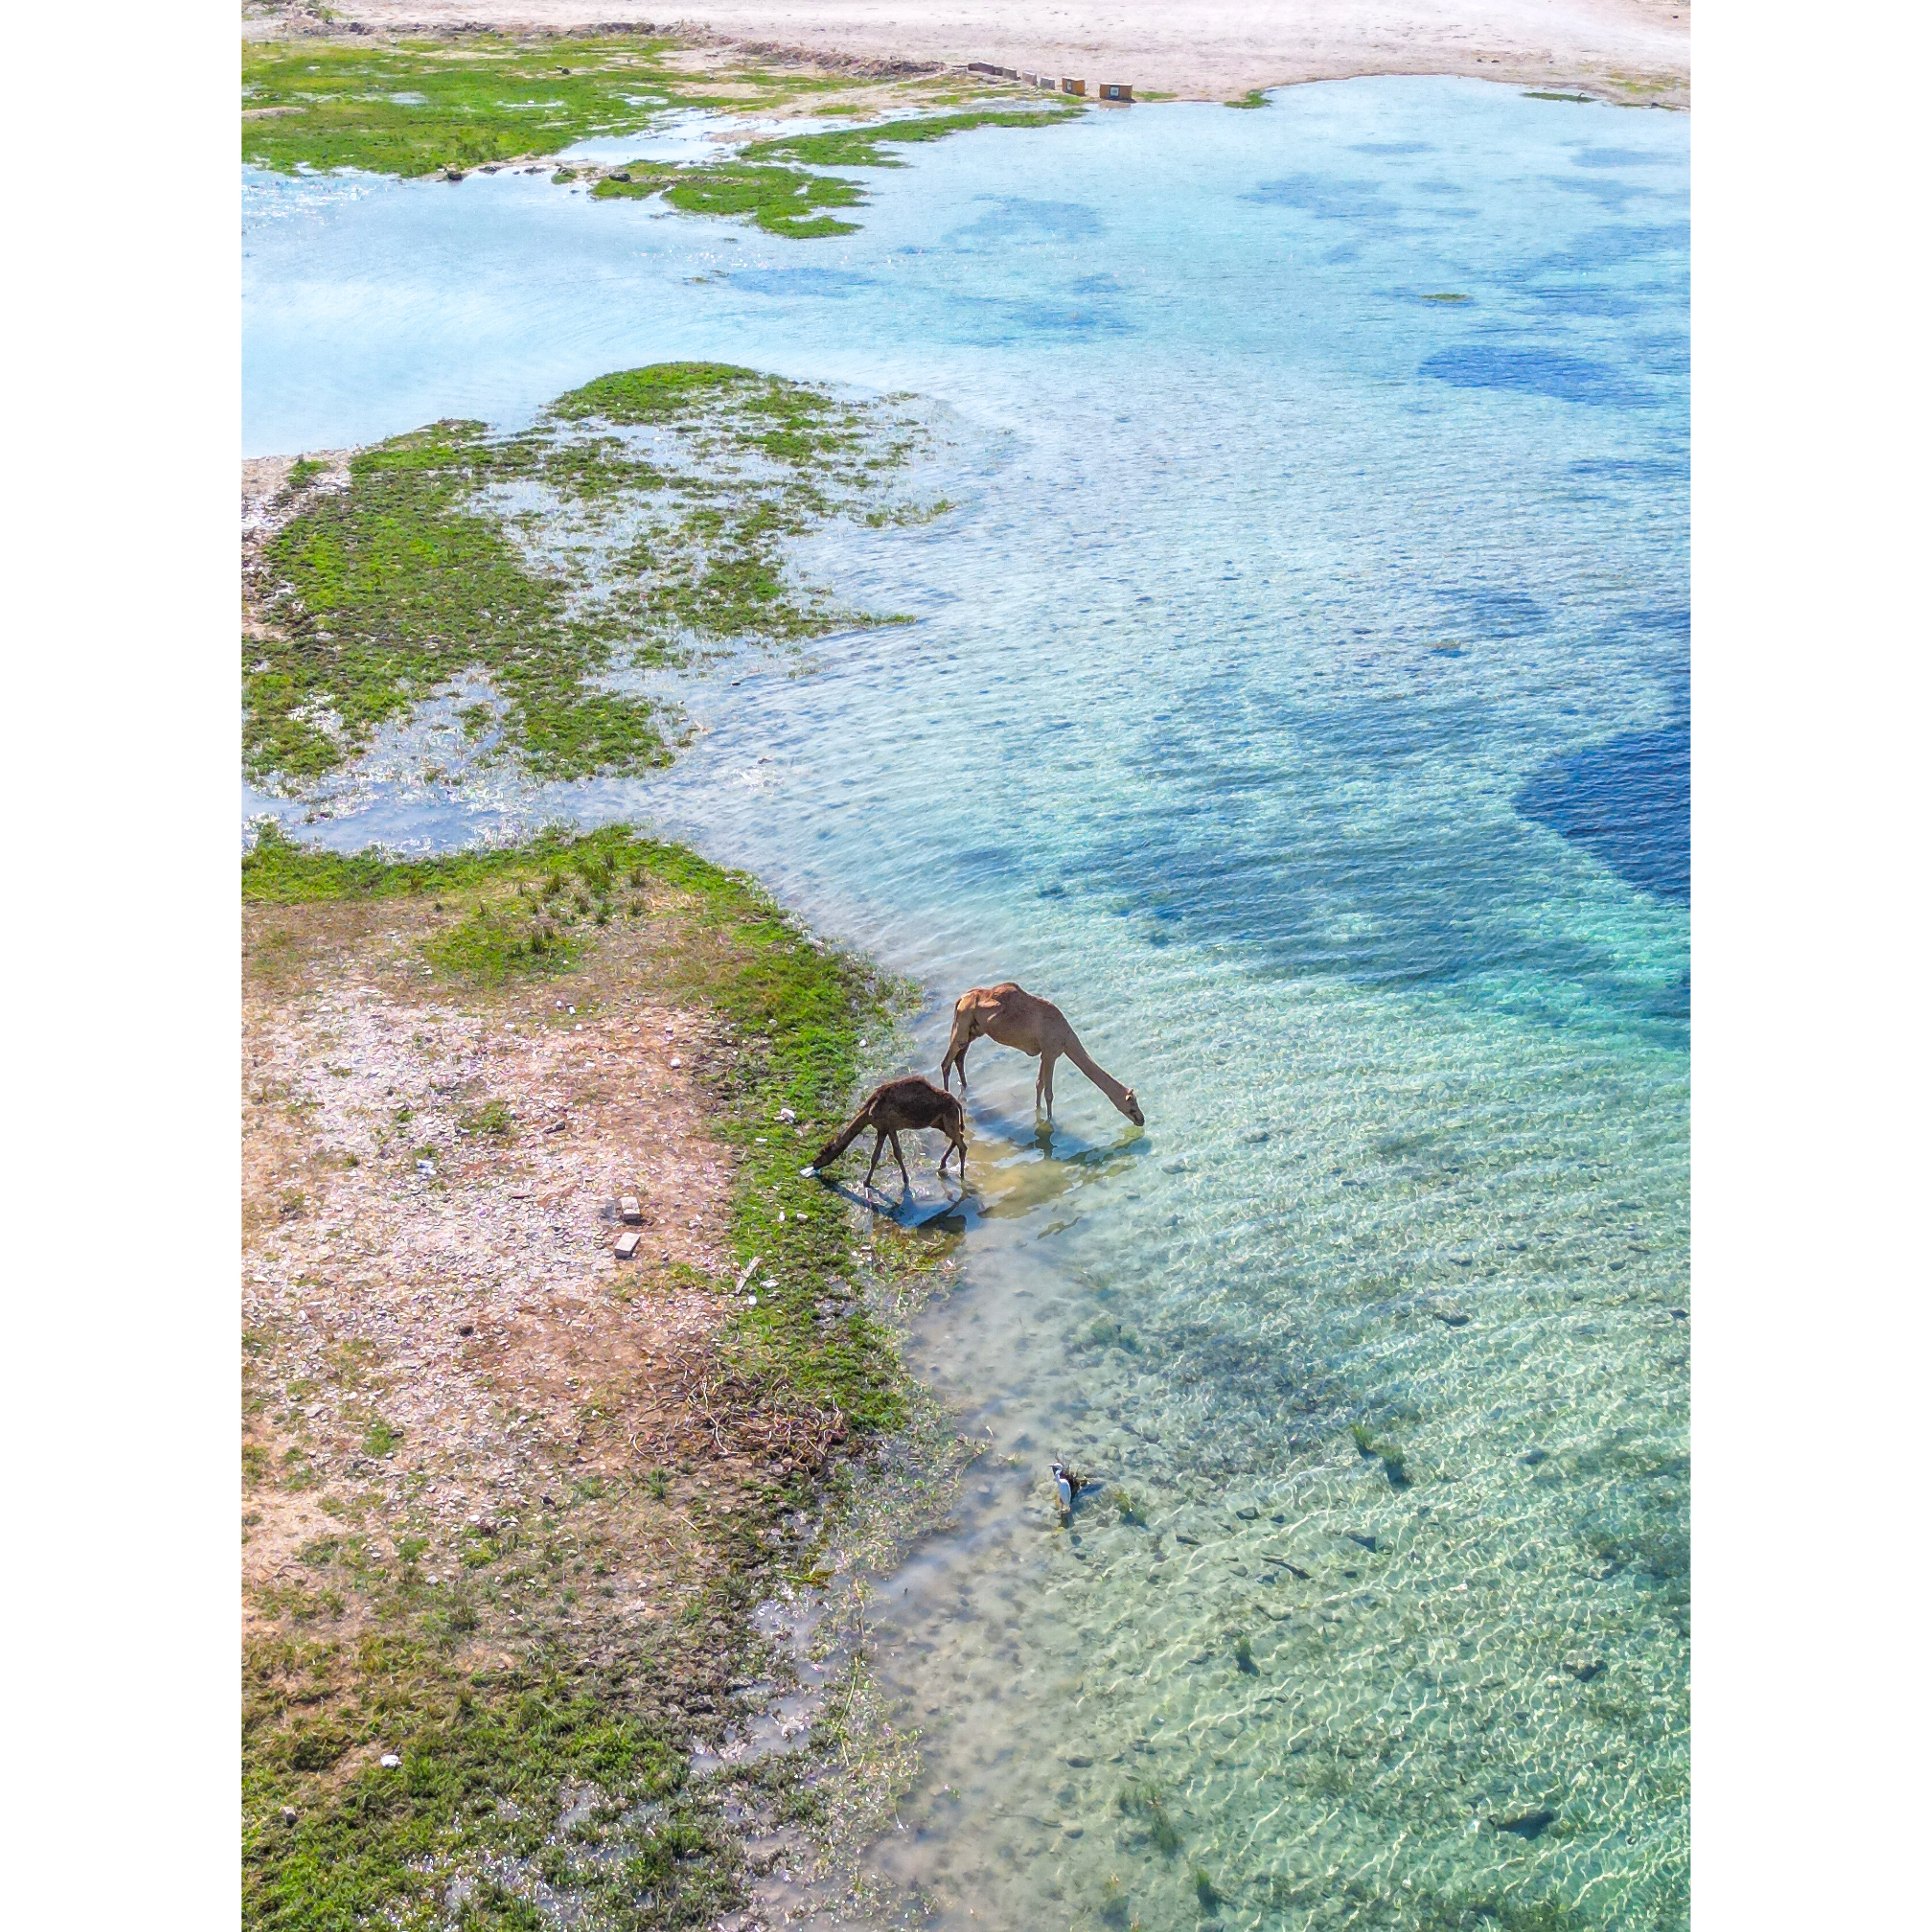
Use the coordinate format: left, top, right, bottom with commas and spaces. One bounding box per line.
597, 161, 869, 238
742, 106, 1079, 171
460, 1099, 517, 1139
243, 33, 1081, 248
246, 417, 664, 785
1226, 90, 1270, 110
426, 903, 578, 984
243, 1627, 721, 1931
242, 32, 843, 180
246, 364, 929, 792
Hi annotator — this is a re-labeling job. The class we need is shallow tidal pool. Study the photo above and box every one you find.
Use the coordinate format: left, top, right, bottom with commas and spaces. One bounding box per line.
245, 75, 1689, 1931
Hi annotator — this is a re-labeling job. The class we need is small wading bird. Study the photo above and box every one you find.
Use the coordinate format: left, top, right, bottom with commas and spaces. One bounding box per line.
941, 982, 1144, 1125
1052, 1459, 1075, 1517
806, 1075, 967, 1192
1050, 1458, 1099, 1521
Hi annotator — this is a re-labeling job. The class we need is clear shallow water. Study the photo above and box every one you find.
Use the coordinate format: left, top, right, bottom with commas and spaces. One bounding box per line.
245, 78, 1689, 1929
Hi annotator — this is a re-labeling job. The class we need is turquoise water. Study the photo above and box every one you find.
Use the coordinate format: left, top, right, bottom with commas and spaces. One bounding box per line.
245, 77, 1689, 1929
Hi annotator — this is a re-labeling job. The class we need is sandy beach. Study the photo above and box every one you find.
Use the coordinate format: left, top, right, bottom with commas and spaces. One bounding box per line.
326, 0, 1690, 105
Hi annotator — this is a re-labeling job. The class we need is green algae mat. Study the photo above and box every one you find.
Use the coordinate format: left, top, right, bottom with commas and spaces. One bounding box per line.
245, 363, 946, 792
243, 33, 1081, 238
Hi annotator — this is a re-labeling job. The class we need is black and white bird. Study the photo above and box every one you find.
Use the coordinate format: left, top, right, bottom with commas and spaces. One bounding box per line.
1051, 1459, 1075, 1517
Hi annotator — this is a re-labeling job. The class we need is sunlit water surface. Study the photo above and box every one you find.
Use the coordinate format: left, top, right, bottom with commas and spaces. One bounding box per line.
246, 78, 1689, 1931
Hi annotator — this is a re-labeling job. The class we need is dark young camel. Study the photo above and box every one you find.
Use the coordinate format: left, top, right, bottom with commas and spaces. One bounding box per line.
808, 1075, 968, 1191
939, 983, 1144, 1125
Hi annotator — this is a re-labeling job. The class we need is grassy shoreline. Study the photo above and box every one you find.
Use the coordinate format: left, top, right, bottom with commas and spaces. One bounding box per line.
242, 28, 1082, 239
242, 821, 964, 1930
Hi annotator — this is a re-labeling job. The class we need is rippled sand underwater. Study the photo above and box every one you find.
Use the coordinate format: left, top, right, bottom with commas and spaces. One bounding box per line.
246, 74, 1689, 1929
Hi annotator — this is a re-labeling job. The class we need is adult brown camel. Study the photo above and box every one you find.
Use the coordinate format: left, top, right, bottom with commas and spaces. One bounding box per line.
939, 983, 1144, 1126
807, 1075, 968, 1191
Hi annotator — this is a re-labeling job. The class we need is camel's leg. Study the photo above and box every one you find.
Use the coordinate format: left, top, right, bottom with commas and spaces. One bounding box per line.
889, 1130, 912, 1191
1040, 1052, 1058, 1120
865, 1128, 886, 1188
941, 1012, 976, 1091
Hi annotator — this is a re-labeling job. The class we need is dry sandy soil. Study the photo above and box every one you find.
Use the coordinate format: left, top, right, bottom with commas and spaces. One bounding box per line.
328, 0, 1690, 105
243, 891, 753, 1668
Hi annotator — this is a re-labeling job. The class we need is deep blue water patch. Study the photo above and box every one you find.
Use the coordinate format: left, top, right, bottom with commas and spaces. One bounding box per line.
948, 197, 1104, 244
1248, 174, 1399, 223
1523, 286, 1649, 318
1437, 586, 1549, 636
1421, 344, 1653, 407
1555, 176, 1659, 212
937, 293, 1134, 343
1516, 719, 1690, 902
1535, 221, 1689, 275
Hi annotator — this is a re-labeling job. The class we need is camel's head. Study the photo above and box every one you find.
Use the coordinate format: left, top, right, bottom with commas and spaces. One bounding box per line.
1120, 1087, 1145, 1127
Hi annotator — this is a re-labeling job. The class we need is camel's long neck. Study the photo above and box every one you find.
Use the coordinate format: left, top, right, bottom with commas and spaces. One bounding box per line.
1063, 1035, 1136, 1117
811, 1104, 872, 1171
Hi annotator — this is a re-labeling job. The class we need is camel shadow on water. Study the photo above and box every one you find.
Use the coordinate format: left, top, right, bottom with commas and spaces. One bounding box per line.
816, 1110, 1148, 1230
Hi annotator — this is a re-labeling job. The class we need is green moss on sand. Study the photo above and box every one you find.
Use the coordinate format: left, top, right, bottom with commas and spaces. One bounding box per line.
245, 364, 930, 793
244, 1642, 713, 1932
596, 161, 868, 239
742, 105, 1080, 170
244, 34, 1086, 243
242, 32, 851, 180
248, 419, 664, 785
